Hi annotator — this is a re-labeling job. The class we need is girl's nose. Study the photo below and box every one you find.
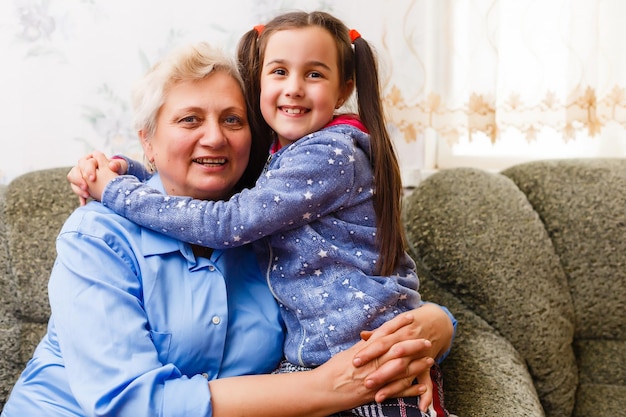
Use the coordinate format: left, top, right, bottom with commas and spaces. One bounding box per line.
285, 76, 304, 98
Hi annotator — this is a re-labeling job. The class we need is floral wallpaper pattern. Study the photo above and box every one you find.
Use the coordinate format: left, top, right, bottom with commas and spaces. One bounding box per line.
0, 0, 427, 185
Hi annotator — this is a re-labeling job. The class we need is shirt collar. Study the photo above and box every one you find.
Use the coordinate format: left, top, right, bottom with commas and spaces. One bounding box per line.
138, 174, 190, 260
139, 174, 223, 264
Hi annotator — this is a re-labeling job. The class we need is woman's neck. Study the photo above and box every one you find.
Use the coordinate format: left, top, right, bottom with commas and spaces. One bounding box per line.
191, 244, 214, 259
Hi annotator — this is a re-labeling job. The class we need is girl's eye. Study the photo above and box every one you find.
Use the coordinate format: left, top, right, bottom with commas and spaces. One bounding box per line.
308, 71, 323, 79
272, 68, 287, 76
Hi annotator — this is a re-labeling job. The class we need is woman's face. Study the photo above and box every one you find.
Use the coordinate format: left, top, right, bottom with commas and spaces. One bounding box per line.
142, 71, 251, 200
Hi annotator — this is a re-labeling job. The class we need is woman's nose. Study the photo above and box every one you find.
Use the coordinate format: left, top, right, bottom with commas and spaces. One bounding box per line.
199, 120, 226, 147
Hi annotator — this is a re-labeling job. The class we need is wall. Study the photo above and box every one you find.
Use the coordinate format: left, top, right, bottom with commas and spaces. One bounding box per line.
0, 0, 427, 185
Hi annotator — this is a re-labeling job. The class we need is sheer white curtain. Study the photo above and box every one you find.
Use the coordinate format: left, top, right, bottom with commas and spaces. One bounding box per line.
386, 0, 626, 173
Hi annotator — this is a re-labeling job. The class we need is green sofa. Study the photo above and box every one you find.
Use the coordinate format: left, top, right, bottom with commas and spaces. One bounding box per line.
404, 158, 626, 417
1, 159, 625, 416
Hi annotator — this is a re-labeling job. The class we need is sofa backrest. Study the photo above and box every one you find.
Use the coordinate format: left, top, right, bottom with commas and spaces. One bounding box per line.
404, 158, 626, 417
0, 167, 78, 409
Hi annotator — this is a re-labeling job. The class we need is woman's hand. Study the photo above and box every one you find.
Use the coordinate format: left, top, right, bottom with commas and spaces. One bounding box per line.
352, 303, 455, 411
210, 339, 415, 417
67, 151, 127, 204
209, 306, 453, 417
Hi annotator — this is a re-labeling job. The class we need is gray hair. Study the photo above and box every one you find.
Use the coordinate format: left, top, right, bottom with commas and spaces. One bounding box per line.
132, 42, 243, 138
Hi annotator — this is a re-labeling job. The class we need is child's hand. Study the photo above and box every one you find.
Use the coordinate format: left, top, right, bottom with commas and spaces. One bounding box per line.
67, 152, 127, 205
413, 368, 434, 413
85, 152, 122, 202
67, 153, 99, 206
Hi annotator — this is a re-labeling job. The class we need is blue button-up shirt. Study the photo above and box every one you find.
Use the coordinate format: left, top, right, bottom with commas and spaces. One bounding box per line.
2, 174, 285, 417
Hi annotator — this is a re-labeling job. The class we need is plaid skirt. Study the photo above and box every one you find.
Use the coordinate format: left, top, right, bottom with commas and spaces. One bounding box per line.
273, 361, 450, 417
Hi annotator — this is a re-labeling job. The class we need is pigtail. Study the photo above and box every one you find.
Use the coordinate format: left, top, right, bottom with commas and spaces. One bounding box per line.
235, 29, 274, 191
352, 37, 406, 276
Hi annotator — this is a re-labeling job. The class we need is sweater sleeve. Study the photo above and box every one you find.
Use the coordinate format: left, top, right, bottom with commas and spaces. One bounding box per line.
100, 136, 361, 248
114, 155, 153, 181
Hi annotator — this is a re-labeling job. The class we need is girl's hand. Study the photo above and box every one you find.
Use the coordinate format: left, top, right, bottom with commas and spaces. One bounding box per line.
67, 153, 99, 205
67, 151, 127, 205
85, 152, 122, 201
352, 303, 455, 411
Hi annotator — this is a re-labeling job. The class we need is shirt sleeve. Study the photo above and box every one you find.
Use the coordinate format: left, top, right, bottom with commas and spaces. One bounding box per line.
429, 303, 457, 363
101, 137, 362, 248
49, 209, 212, 417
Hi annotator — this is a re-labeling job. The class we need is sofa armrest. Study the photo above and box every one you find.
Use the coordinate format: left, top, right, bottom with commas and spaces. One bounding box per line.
420, 277, 545, 416
0, 184, 21, 408
404, 167, 578, 415
0, 168, 78, 409
443, 306, 545, 416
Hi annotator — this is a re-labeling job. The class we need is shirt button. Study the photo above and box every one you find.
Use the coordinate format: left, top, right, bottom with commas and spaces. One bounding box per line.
211, 316, 221, 325
201, 372, 209, 379
208, 265, 215, 271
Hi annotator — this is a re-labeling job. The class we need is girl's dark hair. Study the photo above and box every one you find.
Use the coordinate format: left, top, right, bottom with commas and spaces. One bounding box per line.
231, 33, 273, 192
237, 11, 406, 275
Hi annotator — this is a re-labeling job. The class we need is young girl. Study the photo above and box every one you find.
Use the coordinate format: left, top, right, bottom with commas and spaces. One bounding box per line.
76, 11, 452, 416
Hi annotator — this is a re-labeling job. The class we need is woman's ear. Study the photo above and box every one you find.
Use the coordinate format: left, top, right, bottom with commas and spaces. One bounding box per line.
139, 130, 154, 162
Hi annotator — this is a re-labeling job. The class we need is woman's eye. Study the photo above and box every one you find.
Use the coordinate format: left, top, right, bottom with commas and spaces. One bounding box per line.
180, 115, 200, 123
224, 115, 239, 124
224, 115, 244, 128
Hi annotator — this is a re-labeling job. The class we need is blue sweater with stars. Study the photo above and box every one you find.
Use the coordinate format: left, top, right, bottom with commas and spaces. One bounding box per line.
102, 122, 422, 367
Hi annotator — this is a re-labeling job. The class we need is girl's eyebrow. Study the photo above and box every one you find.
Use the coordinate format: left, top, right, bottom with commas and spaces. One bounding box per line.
265, 58, 332, 71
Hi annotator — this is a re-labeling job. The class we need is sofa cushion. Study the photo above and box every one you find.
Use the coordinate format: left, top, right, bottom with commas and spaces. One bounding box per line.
404, 167, 577, 417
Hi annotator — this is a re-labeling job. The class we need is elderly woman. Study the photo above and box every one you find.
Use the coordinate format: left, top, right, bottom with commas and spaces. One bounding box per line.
2, 42, 454, 417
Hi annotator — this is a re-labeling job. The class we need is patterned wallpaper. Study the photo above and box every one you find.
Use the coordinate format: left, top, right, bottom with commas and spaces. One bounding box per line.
0, 0, 426, 185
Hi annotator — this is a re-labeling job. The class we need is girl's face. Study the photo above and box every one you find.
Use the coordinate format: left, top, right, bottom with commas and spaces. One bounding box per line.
260, 26, 352, 147
142, 71, 251, 200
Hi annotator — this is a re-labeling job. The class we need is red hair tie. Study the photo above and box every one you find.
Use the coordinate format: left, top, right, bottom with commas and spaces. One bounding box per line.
254, 24, 265, 36
349, 29, 361, 43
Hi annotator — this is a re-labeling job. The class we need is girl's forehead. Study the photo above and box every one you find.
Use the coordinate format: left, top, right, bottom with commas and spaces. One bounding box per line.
266, 26, 331, 44
264, 26, 336, 56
